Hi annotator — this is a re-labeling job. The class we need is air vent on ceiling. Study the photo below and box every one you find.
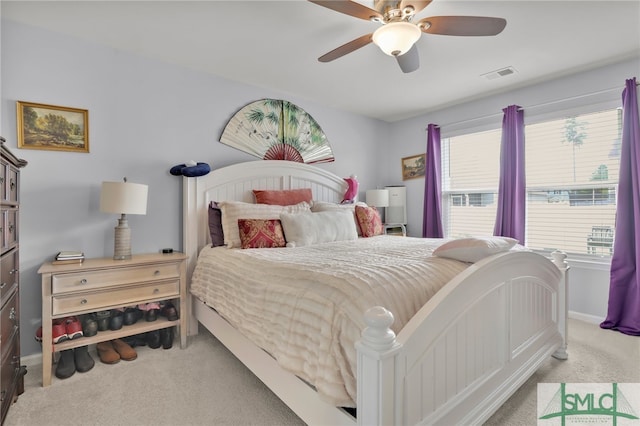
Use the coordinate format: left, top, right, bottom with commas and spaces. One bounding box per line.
481, 66, 518, 80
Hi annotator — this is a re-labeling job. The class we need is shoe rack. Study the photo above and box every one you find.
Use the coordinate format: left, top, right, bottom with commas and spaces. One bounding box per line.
37, 252, 187, 387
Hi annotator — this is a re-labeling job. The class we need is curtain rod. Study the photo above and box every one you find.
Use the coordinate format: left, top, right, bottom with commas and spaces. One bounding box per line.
434, 81, 638, 130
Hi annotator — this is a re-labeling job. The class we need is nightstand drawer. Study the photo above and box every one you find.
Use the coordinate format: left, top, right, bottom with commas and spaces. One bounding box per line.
52, 280, 179, 316
52, 263, 181, 295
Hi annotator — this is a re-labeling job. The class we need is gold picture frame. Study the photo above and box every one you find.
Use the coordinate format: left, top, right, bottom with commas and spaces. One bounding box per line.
401, 153, 426, 180
17, 101, 89, 153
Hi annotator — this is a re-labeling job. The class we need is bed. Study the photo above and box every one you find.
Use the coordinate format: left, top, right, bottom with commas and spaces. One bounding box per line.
182, 160, 568, 425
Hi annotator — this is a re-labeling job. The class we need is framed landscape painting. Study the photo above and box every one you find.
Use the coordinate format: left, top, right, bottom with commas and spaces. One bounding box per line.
401, 153, 426, 180
16, 101, 89, 153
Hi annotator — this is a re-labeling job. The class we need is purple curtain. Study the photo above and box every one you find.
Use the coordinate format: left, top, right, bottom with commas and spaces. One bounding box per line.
493, 105, 526, 244
601, 77, 640, 335
422, 124, 443, 238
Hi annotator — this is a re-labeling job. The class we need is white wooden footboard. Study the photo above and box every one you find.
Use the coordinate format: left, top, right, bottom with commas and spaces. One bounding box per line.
357, 251, 568, 425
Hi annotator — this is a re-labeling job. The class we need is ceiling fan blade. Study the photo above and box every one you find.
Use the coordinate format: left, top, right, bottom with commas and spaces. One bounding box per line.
308, 0, 383, 22
400, 0, 432, 15
396, 44, 420, 73
318, 33, 374, 62
418, 16, 507, 36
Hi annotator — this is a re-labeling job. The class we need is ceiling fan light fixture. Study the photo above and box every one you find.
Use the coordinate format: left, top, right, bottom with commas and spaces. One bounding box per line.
372, 21, 421, 56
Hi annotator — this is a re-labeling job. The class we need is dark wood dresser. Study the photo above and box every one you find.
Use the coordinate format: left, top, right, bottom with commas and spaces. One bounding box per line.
1, 137, 27, 424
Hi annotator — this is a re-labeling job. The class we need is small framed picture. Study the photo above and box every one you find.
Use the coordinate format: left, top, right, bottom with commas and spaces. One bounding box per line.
16, 101, 89, 153
401, 153, 426, 180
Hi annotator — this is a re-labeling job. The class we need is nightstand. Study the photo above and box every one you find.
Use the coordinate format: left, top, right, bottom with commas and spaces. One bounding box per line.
383, 223, 406, 236
37, 252, 187, 386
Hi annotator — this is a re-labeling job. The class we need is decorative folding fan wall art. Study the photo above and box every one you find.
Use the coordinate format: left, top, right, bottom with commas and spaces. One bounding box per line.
220, 99, 335, 164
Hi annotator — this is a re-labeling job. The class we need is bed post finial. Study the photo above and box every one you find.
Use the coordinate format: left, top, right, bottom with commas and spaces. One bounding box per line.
356, 307, 402, 426
361, 306, 397, 351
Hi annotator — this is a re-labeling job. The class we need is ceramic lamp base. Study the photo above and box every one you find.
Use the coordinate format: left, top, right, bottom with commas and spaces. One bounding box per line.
113, 215, 132, 260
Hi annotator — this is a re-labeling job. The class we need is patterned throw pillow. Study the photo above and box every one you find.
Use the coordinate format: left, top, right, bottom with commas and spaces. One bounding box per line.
237, 219, 286, 249
355, 205, 383, 237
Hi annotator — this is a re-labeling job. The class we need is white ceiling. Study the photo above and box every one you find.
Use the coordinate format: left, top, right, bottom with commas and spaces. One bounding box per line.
3, 1, 640, 122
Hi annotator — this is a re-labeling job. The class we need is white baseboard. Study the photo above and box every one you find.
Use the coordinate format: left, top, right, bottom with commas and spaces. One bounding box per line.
568, 310, 605, 325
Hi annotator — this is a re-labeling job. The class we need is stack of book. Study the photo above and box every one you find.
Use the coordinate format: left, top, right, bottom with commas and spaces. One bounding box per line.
53, 251, 85, 265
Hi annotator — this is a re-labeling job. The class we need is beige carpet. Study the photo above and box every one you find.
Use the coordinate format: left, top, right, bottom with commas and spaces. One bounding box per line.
5, 318, 639, 426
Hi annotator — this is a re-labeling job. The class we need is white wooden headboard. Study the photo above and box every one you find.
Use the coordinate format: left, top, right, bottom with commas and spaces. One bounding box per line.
182, 160, 348, 279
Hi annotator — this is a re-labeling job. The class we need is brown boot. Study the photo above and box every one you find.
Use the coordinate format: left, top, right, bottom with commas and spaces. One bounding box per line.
112, 339, 137, 361
96, 341, 120, 364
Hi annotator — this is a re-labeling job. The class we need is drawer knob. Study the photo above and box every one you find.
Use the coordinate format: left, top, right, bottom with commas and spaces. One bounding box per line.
80, 299, 88, 305
154, 270, 160, 276
9, 307, 16, 321
153, 288, 160, 294
80, 278, 88, 285
0, 282, 6, 289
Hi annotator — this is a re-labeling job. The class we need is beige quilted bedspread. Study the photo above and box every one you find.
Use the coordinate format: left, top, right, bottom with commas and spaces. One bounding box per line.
190, 236, 469, 407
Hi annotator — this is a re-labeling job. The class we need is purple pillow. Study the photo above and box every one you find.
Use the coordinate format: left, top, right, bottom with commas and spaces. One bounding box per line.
208, 201, 225, 247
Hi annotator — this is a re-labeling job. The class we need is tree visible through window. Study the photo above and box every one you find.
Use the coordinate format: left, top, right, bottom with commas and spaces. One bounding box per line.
442, 108, 621, 256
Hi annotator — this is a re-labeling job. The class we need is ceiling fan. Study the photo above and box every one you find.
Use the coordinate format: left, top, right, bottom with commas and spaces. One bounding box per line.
308, 0, 506, 73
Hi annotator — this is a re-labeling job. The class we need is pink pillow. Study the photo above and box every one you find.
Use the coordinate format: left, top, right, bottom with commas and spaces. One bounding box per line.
355, 205, 383, 237
253, 189, 313, 206
237, 219, 286, 249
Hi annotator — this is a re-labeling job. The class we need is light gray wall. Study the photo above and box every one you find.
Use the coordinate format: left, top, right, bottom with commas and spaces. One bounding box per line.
1, 19, 388, 356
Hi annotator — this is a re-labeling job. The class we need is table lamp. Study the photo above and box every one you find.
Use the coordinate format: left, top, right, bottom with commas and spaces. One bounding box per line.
100, 178, 148, 260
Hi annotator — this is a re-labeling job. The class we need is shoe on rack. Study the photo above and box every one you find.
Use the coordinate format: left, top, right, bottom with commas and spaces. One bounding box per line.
55, 349, 76, 379
52, 320, 68, 344
111, 339, 137, 361
74, 345, 95, 373
35, 326, 42, 343
123, 308, 140, 326
82, 315, 98, 337
146, 330, 161, 349
96, 341, 120, 364
159, 302, 178, 321
138, 302, 160, 322
160, 327, 174, 350
109, 310, 124, 331
145, 309, 158, 322
96, 310, 111, 331
121, 334, 147, 348
65, 316, 83, 340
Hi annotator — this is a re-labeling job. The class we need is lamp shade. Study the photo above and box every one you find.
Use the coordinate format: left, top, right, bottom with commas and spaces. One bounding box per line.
372, 21, 421, 56
366, 189, 390, 208
100, 181, 148, 215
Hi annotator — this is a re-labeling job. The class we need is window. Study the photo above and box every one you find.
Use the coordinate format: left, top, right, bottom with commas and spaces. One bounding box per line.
442, 108, 621, 256
442, 129, 500, 238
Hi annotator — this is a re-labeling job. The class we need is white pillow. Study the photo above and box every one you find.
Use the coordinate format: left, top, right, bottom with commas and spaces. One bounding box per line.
280, 210, 358, 247
219, 200, 311, 248
433, 236, 518, 263
310, 201, 367, 236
